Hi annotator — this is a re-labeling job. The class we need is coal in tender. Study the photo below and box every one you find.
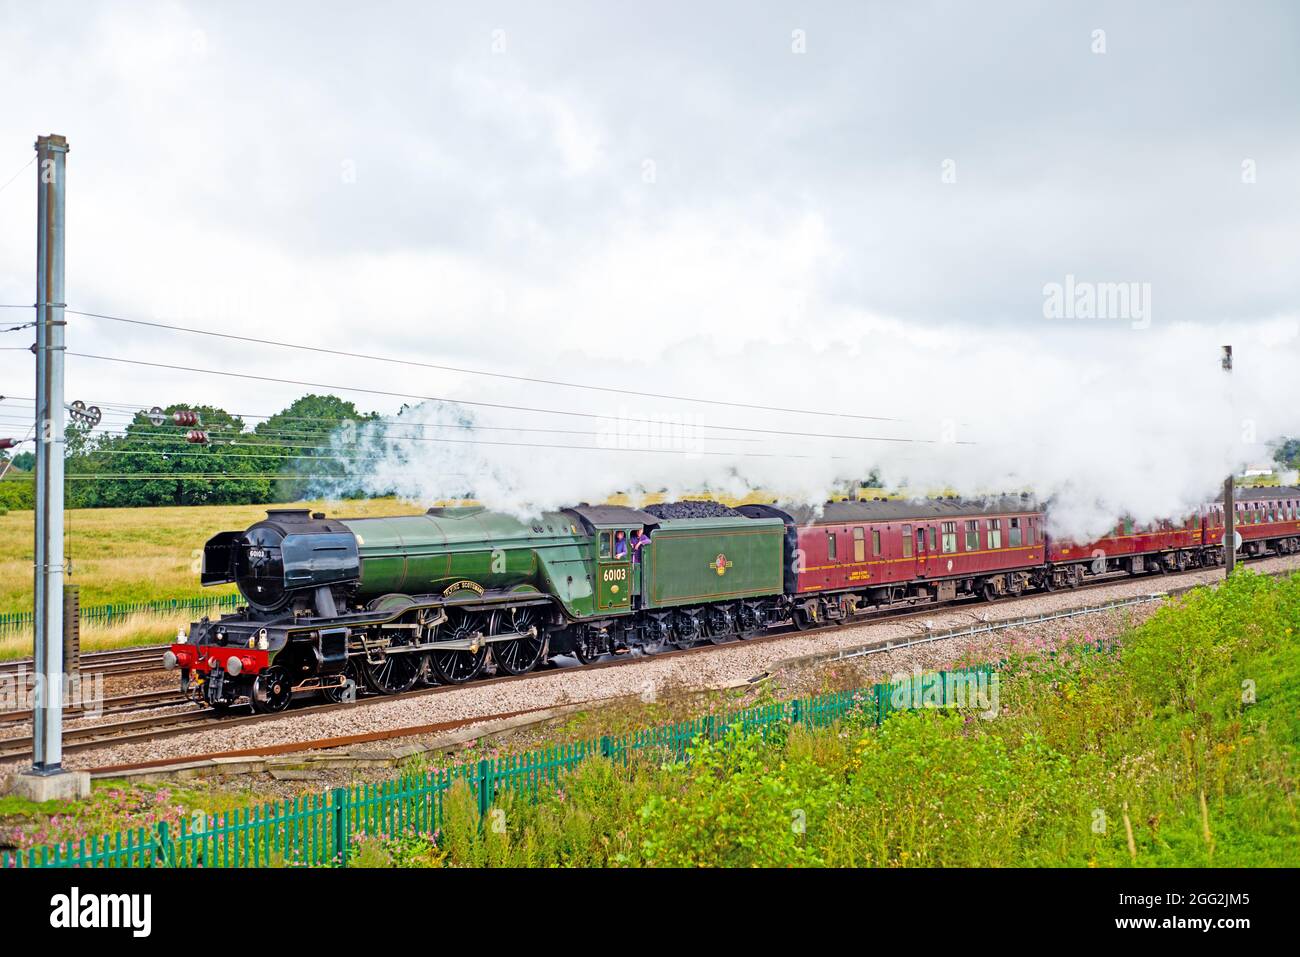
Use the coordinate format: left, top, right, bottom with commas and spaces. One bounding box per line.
643, 500, 742, 519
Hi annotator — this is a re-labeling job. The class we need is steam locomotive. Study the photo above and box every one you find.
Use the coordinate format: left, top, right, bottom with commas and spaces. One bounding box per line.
165, 487, 1300, 712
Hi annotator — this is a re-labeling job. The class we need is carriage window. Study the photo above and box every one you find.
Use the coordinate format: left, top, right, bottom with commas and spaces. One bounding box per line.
1009, 517, 1022, 547
1028, 518, 1037, 546
988, 519, 1002, 549
902, 525, 914, 558
965, 520, 980, 551
853, 527, 865, 562
827, 531, 838, 560
929, 527, 937, 550
599, 532, 611, 558
872, 529, 881, 557
941, 522, 957, 553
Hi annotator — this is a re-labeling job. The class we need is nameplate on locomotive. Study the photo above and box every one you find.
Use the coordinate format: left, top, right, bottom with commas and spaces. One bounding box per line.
443, 580, 485, 597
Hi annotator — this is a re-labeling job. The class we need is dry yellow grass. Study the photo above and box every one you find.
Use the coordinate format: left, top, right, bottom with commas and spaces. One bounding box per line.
0, 497, 424, 613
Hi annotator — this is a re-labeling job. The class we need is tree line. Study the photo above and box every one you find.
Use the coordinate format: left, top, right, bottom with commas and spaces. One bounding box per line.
0, 394, 375, 510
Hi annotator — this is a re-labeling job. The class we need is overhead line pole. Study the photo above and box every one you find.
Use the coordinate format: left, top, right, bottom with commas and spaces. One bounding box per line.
1222, 345, 1235, 578
10, 134, 88, 801
33, 134, 68, 777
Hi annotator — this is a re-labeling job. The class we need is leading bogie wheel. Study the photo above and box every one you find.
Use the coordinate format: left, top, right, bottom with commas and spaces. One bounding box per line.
250, 666, 293, 714
322, 658, 362, 703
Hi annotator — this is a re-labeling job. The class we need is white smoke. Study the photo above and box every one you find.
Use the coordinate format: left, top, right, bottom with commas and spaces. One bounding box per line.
311, 313, 1300, 543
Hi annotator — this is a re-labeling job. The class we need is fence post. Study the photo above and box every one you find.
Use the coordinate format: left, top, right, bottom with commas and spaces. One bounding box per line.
791, 698, 803, 727
600, 735, 611, 759
154, 821, 177, 867
476, 759, 491, 819
332, 787, 349, 867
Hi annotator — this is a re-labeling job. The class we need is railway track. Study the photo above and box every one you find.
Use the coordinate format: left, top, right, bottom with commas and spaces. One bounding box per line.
0, 643, 170, 679
0, 554, 1289, 767
76, 584, 1209, 776
0, 558, 1256, 766
0, 688, 189, 726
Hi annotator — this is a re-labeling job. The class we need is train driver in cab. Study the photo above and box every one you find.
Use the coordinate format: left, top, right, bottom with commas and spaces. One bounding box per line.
631, 527, 651, 562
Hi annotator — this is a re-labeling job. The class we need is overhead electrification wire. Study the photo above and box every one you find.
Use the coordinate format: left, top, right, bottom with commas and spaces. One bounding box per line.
0, 412, 785, 457
64, 351, 972, 445
0, 155, 35, 196
69, 307, 927, 425
0, 402, 764, 443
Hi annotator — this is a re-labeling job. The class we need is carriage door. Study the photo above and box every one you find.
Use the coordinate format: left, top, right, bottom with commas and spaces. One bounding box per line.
901, 523, 917, 581
913, 524, 928, 578
596, 529, 633, 612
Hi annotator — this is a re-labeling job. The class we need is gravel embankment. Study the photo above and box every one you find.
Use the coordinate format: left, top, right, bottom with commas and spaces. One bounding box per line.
3, 554, 1296, 779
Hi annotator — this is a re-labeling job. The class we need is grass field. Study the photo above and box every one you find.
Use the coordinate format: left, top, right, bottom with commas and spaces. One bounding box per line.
0, 497, 424, 614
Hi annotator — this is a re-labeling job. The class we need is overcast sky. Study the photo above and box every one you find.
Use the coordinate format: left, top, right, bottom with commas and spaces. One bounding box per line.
2, 1, 1298, 527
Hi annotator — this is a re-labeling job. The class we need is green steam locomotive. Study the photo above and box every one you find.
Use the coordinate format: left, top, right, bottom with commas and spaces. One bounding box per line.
165, 503, 789, 712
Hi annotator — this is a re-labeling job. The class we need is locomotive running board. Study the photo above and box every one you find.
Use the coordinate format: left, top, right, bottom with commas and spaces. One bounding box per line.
264, 592, 556, 641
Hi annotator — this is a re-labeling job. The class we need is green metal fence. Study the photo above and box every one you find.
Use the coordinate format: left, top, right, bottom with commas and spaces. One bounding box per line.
0, 594, 240, 635
0, 663, 995, 869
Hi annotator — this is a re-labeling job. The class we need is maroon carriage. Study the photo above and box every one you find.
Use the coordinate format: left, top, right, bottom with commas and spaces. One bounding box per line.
1045, 514, 1204, 583
1228, 487, 1300, 557
741, 498, 1046, 628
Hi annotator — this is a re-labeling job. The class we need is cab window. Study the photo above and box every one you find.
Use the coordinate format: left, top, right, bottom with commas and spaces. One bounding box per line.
599, 532, 611, 558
